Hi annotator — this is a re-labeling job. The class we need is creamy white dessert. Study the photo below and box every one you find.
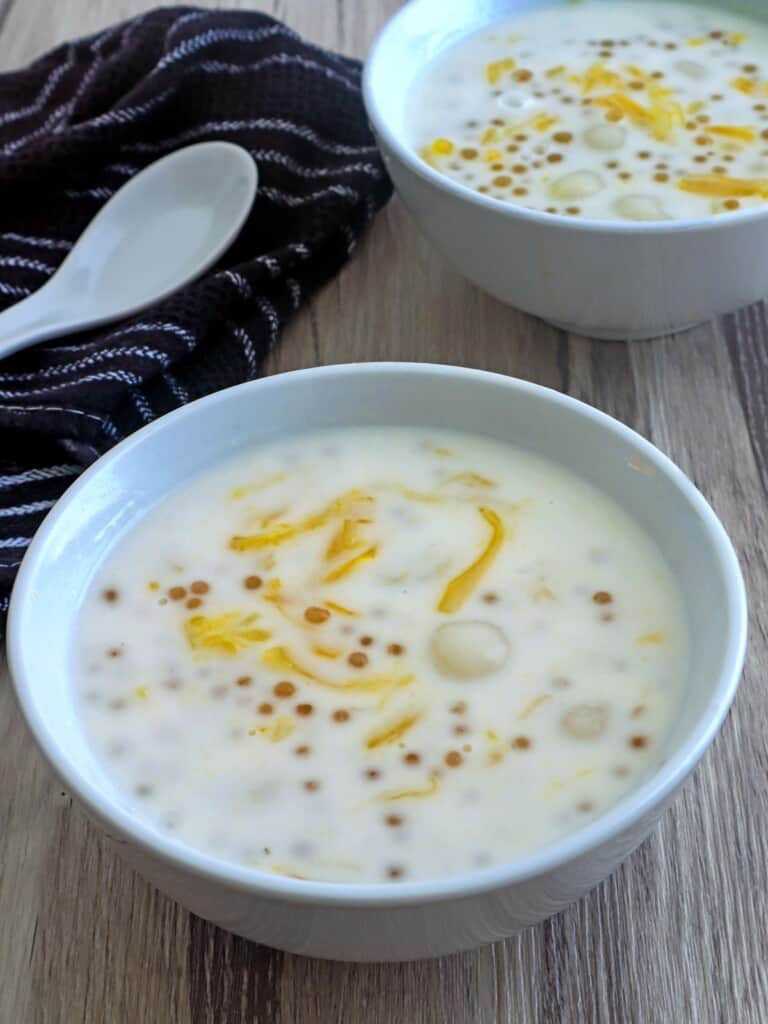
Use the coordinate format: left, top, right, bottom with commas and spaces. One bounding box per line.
75, 427, 687, 883
410, 1, 768, 220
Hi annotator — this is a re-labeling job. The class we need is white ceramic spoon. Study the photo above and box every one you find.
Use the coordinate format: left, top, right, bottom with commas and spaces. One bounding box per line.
0, 141, 258, 360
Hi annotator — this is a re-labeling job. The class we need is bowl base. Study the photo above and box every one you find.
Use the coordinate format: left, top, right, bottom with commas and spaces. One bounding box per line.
547, 319, 704, 342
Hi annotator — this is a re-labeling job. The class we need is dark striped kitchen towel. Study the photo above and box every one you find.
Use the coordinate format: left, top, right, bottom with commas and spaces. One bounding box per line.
0, 6, 392, 625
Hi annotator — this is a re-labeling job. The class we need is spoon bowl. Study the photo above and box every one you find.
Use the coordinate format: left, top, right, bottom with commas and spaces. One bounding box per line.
0, 141, 257, 358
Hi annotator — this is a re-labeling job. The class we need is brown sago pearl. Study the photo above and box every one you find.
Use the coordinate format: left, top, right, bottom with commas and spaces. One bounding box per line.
445, 750, 463, 767
565, 205, 580, 214
295, 744, 311, 756
244, 575, 262, 590
553, 131, 573, 144
236, 675, 252, 687
403, 751, 421, 765
547, 153, 564, 164
593, 591, 613, 605
348, 651, 368, 668
103, 588, 119, 603
513, 68, 533, 82
453, 723, 469, 736
450, 700, 467, 715
359, 635, 374, 647
614, 764, 630, 778
332, 709, 350, 723
387, 865, 404, 879
303, 779, 320, 792
108, 647, 121, 658
305, 605, 330, 624
577, 800, 594, 813
493, 174, 512, 187
365, 768, 381, 780
601, 611, 615, 623
296, 702, 314, 717
491, 162, 504, 172
628, 735, 649, 749
506, 144, 519, 153
274, 680, 296, 698
631, 704, 646, 718
482, 591, 499, 604
258, 702, 273, 715
511, 735, 532, 750
724, 199, 741, 210
385, 814, 403, 827
460, 146, 479, 159
515, 188, 529, 196
388, 643, 405, 656
186, 597, 202, 610
654, 173, 669, 183
168, 585, 187, 601
190, 580, 209, 595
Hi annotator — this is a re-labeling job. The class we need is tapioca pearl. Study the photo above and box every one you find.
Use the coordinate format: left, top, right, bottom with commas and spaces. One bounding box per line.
550, 170, 604, 200
676, 59, 707, 79
561, 703, 610, 739
584, 123, 626, 151
614, 195, 670, 221
431, 621, 510, 679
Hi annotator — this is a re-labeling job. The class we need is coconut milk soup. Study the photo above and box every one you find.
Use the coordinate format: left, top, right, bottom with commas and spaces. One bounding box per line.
75, 427, 687, 883
410, 2, 768, 220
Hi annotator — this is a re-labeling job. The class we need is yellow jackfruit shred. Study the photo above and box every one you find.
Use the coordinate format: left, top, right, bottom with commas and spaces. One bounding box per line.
365, 712, 421, 749
486, 57, 516, 85
708, 124, 757, 142
184, 612, 271, 658
229, 490, 373, 551
378, 774, 440, 801
438, 507, 505, 613
261, 646, 414, 694
323, 545, 378, 583
678, 174, 768, 197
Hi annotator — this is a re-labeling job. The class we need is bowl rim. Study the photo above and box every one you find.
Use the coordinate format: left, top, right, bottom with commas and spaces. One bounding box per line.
7, 362, 748, 908
362, 0, 768, 235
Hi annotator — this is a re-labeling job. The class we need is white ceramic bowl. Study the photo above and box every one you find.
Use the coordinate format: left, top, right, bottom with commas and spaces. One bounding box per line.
7, 364, 746, 961
363, 0, 768, 340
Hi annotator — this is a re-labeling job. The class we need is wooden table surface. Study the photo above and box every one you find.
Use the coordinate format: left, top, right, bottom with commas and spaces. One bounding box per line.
1, 1, 767, 1021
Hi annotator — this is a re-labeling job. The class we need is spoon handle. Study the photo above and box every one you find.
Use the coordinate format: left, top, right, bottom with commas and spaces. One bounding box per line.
0, 288, 74, 360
